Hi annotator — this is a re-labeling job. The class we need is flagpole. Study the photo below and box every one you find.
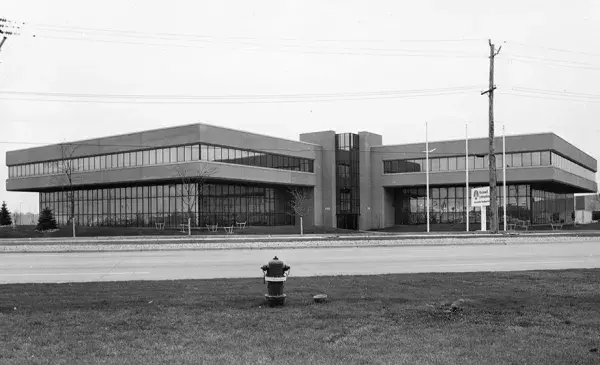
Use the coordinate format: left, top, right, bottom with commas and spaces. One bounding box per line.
426, 121, 430, 233
466, 123, 469, 232
503, 124, 507, 231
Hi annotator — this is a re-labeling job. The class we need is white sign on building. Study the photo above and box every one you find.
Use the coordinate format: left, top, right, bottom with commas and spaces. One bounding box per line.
471, 187, 490, 207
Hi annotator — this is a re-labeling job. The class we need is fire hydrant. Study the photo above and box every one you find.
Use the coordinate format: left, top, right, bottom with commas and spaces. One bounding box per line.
261, 256, 291, 305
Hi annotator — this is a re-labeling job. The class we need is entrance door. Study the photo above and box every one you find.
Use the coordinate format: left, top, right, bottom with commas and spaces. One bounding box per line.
337, 214, 358, 230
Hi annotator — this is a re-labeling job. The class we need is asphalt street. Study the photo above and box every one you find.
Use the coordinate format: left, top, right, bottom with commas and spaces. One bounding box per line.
1, 240, 599, 284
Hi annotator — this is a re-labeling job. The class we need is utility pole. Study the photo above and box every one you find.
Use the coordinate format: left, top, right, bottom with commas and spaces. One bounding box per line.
481, 39, 501, 233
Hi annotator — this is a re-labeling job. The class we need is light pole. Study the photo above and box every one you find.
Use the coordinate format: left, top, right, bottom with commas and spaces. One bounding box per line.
465, 123, 469, 232
423, 122, 436, 233
503, 124, 507, 231
19, 201, 23, 225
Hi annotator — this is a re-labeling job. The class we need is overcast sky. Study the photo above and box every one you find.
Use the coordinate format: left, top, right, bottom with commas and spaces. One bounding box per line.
1, 0, 599, 213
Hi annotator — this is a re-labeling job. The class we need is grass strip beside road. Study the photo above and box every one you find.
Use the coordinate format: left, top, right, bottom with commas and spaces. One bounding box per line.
1, 270, 599, 364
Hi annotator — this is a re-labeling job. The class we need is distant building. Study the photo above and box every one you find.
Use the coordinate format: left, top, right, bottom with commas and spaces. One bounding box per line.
574, 192, 600, 224
5, 123, 598, 231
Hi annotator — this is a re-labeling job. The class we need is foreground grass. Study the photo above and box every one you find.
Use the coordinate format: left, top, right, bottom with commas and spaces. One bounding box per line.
1, 270, 599, 365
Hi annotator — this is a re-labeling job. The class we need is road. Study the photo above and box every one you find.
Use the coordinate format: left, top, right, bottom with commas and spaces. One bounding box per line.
1, 241, 599, 284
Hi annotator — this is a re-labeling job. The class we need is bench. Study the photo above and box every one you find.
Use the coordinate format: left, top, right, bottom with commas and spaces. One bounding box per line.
206, 224, 218, 232
155, 222, 165, 230
550, 222, 563, 230
236, 221, 247, 229
508, 220, 529, 231
223, 225, 234, 234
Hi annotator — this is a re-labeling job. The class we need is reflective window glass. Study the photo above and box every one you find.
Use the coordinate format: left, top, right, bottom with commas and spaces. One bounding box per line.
448, 157, 457, 171
170, 147, 177, 163
513, 153, 522, 167
522, 152, 532, 167
531, 152, 541, 166
439, 158, 448, 171
541, 151, 550, 165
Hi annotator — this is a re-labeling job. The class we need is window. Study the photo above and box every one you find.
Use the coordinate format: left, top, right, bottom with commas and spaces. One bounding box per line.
229, 148, 237, 163
123, 153, 131, 167
468, 156, 475, 170
94, 156, 101, 170
240, 150, 249, 165
143, 150, 150, 165
530, 152, 540, 166
83, 158, 90, 171
522, 152, 532, 167
290, 157, 299, 171
504, 153, 512, 167
541, 151, 550, 166
117, 153, 124, 168
439, 158, 448, 171
200, 145, 208, 161
457, 156, 466, 170
156, 149, 163, 164
448, 157, 457, 171
191, 144, 200, 161
170, 147, 177, 163
513, 153, 522, 167
475, 156, 484, 169
177, 146, 185, 162
136, 151, 142, 166
162, 148, 169, 164
267, 154, 274, 168
213, 146, 222, 161
431, 158, 440, 172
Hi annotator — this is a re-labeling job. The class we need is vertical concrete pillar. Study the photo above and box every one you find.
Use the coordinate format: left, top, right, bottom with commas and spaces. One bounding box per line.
358, 132, 382, 230
299, 131, 336, 228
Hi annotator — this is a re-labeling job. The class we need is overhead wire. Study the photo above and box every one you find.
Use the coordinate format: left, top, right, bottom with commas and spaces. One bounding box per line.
0, 85, 484, 104
1, 18, 488, 58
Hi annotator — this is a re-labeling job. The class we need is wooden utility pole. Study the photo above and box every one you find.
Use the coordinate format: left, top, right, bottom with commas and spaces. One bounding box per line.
481, 39, 501, 233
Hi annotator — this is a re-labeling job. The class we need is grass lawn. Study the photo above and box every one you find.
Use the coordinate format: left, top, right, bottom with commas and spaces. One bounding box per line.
0, 225, 358, 239
1, 270, 599, 364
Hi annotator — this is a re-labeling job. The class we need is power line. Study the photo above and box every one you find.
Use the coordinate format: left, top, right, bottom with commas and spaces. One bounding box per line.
30, 21, 486, 45
500, 91, 600, 103
0, 85, 482, 99
503, 56, 600, 71
0, 86, 483, 104
505, 40, 600, 58
511, 87, 600, 99
31, 34, 486, 59
2, 18, 487, 58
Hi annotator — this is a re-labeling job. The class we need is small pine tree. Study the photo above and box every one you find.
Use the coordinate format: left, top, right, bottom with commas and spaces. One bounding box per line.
0, 201, 12, 226
36, 207, 58, 231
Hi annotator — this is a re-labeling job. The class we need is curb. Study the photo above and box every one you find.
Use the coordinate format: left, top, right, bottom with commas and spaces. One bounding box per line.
1, 235, 597, 253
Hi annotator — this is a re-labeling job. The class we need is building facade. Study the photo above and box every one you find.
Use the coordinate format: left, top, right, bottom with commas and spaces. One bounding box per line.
5, 123, 598, 231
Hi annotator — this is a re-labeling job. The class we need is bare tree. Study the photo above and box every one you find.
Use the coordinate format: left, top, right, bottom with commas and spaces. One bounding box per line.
173, 164, 218, 235
51, 143, 80, 238
288, 187, 312, 236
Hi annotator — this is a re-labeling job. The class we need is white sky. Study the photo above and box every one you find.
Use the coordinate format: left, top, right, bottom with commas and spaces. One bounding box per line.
1, 0, 599, 213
